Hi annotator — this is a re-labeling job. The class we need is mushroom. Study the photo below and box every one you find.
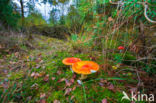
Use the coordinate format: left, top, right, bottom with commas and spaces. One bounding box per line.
62, 57, 81, 72
72, 61, 99, 80
118, 46, 124, 53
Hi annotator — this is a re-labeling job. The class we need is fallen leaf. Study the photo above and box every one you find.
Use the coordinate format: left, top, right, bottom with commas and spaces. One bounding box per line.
72, 74, 76, 79
51, 77, 56, 80
40, 99, 46, 103
65, 79, 72, 87
102, 98, 107, 103
38, 72, 46, 77
58, 78, 65, 83
108, 17, 113, 22
100, 79, 107, 84
71, 96, 75, 100
57, 70, 62, 75
53, 100, 60, 103
40, 60, 44, 63
31, 83, 39, 90
37, 53, 42, 57
27, 96, 32, 101
34, 73, 40, 79
64, 88, 72, 95
70, 79, 74, 84
72, 86, 76, 91
2, 82, 8, 89
43, 74, 49, 82
107, 84, 114, 90
40, 93, 46, 99
31, 72, 36, 77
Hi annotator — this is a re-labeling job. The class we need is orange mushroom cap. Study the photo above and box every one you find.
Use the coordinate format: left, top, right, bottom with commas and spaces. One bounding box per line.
72, 61, 99, 74
62, 57, 81, 65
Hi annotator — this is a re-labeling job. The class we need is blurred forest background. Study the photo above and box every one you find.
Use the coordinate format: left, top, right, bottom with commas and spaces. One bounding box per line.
0, 0, 156, 102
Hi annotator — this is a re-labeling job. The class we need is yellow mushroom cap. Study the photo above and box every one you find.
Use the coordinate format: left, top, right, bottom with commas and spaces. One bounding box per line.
72, 61, 99, 74
62, 57, 81, 65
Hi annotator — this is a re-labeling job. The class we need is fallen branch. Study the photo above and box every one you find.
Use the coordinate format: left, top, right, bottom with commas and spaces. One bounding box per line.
144, 3, 156, 23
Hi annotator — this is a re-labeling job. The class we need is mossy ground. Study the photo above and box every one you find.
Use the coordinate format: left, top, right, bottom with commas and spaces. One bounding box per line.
0, 35, 146, 103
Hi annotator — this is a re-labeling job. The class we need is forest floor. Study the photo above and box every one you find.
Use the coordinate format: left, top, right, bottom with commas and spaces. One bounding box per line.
0, 34, 153, 103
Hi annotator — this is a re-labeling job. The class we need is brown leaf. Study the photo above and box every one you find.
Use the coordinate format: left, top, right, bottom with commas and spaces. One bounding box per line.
65, 79, 72, 87
37, 53, 42, 57
27, 96, 32, 100
2, 82, 8, 89
71, 96, 75, 100
100, 79, 107, 83
51, 77, 56, 80
107, 84, 114, 90
72, 86, 76, 91
38, 72, 46, 77
72, 74, 77, 79
31, 72, 36, 77
64, 88, 72, 96
53, 100, 60, 103
58, 78, 65, 83
70, 79, 74, 84
108, 17, 113, 22
57, 70, 62, 75
40, 60, 44, 63
43, 74, 49, 82
40, 99, 46, 103
40, 93, 46, 99
34, 73, 40, 79
102, 99, 107, 103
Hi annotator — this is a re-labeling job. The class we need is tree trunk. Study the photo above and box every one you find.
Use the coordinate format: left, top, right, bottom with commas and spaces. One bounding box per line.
20, 0, 24, 27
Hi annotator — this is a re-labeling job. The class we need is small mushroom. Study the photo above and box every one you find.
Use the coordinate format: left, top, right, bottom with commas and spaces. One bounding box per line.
118, 46, 124, 53
72, 61, 99, 80
62, 57, 81, 72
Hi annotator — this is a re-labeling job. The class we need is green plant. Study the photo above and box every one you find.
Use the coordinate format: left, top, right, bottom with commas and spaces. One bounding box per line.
142, 62, 156, 75
0, 0, 20, 28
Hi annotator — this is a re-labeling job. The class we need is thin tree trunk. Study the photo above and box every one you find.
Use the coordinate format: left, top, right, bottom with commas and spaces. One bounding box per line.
20, 0, 24, 27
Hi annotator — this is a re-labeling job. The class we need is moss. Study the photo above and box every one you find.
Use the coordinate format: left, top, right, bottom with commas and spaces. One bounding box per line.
47, 91, 65, 102
72, 87, 84, 102
0, 34, 146, 103
40, 84, 51, 92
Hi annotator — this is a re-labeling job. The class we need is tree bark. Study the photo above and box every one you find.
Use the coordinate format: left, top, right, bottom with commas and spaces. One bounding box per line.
20, 0, 24, 27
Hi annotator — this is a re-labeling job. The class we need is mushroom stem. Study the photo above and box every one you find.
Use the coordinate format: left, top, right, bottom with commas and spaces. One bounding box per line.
70, 66, 74, 73
80, 74, 87, 80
